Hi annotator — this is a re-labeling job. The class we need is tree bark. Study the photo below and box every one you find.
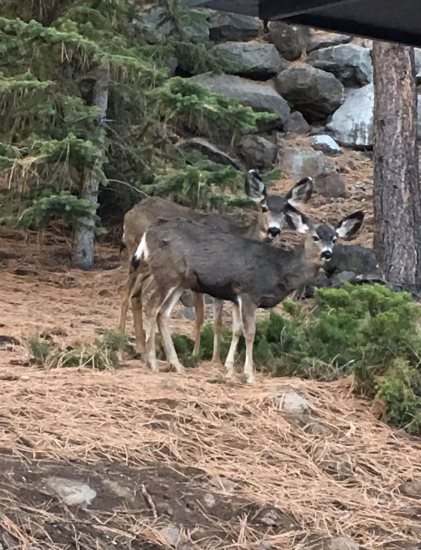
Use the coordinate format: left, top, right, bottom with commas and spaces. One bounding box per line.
72, 65, 109, 269
372, 42, 421, 290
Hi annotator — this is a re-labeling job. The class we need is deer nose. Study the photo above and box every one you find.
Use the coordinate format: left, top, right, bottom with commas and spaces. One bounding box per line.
321, 250, 332, 260
267, 227, 281, 238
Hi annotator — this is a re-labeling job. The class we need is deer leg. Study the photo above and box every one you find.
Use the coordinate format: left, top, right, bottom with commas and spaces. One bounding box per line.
157, 287, 185, 374
128, 268, 147, 354
118, 269, 137, 334
132, 294, 145, 354
212, 299, 224, 363
224, 302, 241, 379
239, 296, 257, 384
118, 284, 130, 334
192, 292, 204, 356
144, 311, 159, 372
142, 279, 165, 372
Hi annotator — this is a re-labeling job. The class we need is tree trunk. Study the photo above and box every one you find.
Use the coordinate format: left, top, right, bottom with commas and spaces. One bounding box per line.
372, 42, 421, 290
72, 65, 109, 269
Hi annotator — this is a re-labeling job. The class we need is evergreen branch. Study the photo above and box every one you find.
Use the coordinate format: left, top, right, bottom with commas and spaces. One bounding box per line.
0, 17, 162, 79
0, 71, 53, 93
151, 77, 277, 138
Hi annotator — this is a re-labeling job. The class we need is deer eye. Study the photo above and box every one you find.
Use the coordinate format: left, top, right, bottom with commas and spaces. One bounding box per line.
313, 235, 320, 242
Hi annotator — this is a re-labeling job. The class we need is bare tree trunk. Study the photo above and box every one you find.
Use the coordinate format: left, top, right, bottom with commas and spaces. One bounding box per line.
372, 42, 421, 290
72, 65, 109, 269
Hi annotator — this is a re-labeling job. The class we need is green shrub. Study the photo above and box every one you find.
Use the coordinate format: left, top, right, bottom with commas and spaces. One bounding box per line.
172, 333, 199, 369
27, 330, 133, 370
198, 323, 231, 362
27, 334, 52, 366
241, 285, 421, 434
376, 358, 421, 434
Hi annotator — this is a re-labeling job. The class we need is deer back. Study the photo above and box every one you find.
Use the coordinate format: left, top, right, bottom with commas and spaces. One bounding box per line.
143, 219, 308, 308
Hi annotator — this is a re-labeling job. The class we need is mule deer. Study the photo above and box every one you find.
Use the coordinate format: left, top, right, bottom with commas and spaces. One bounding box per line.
119, 171, 313, 359
131, 206, 364, 383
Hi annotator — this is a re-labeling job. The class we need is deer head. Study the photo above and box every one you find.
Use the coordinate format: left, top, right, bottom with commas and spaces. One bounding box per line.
285, 204, 365, 263
245, 169, 313, 241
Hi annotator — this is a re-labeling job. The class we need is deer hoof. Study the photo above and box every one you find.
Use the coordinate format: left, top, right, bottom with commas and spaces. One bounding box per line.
224, 364, 235, 379
246, 375, 255, 385
172, 363, 185, 374
147, 361, 159, 372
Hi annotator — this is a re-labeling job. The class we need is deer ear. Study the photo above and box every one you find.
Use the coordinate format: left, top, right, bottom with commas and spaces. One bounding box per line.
285, 204, 312, 234
245, 169, 267, 204
335, 211, 365, 239
286, 177, 313, 205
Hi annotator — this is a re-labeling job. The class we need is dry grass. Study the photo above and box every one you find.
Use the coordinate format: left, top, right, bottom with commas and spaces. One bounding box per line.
0, 146, 419, 549
1, 363, 421, 549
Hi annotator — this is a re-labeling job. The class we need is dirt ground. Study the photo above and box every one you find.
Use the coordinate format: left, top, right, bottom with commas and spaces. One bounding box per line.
1, 163, 421, 550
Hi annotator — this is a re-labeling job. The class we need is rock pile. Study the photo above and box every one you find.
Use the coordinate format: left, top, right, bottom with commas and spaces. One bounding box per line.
140, 8, 421, 285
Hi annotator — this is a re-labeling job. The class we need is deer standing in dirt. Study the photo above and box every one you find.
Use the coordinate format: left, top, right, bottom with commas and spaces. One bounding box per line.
119, 170, 313, 360
131, 205, 364, 383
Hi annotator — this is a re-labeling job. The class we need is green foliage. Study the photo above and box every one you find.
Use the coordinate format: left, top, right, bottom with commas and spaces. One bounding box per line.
0, 191, 105, 234
27, 330, 133, 370
27, 335, 52, 366
172, 334, 200, 368
198, 323, 231, 362
242, 284, 421, 434
1, 0, 275, 234
142, 161, 244, 210
151, 77, 276, 141
376, 358, 421, 434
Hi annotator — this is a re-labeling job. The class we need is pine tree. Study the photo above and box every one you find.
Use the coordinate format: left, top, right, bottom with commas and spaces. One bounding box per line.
372, 43, 421, 290
0, 0, 274, 267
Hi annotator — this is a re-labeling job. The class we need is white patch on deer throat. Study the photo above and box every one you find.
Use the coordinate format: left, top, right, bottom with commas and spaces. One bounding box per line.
134, 234, 149, 262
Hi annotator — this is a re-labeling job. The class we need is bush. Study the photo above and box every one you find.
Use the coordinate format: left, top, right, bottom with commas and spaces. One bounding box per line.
244, 284, 421, 434
27, 330, 134, 370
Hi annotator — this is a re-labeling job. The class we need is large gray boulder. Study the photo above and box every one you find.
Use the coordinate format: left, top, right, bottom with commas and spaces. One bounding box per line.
276, 66, 344, 122
266, 22, 309, 61
281, 147, 345, 197
327, 84, 374, 147
213, 41, 288, 80
284, 111, 310, 134
208, 11, 262, 42
308, 44, 373, 87
315, 173, 347, 198
307, 32, 351, 53
280, 148, 337, 182
311, 134, 342, 156
238, 135, 278, 170
193, 72, 290, 126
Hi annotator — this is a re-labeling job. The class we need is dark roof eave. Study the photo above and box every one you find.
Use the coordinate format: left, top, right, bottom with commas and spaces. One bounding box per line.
282, 13, 421, 48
